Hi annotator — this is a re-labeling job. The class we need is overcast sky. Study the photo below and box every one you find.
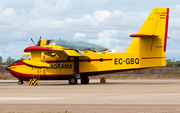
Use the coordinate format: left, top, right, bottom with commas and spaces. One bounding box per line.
0, 0, 180, 62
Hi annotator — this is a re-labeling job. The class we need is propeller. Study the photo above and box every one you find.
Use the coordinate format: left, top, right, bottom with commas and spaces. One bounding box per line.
30, 36, 42, 46
39, 36, 42, 41
30, 38, 36, 46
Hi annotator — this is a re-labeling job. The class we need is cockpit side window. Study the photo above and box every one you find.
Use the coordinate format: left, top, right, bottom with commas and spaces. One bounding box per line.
20, 56, 27, 61
26, 55, 31, 60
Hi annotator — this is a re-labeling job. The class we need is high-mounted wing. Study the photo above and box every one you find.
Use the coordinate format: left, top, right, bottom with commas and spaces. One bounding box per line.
23, 46, 59, 68
23, 45, 87, 68
24, 46, 58, 52
23, 40, 109, 68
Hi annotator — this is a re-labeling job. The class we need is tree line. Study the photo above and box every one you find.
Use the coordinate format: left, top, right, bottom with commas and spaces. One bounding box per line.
166, 59, 180, 67
0, 56, 16, 65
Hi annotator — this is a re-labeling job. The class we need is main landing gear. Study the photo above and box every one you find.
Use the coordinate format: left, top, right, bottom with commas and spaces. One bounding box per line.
69, 76, 78, 84
18, 80, 23, 85
68, 76, 89, 84
81, 76, 89, 84
69, 57, 89, 85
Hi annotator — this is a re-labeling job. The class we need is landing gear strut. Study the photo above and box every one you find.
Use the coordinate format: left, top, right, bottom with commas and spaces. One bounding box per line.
81, 76, 89, 84
18, 80, 23, 85
68, 57, 79, 85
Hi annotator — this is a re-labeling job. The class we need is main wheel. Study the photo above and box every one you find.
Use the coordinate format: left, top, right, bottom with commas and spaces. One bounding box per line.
69, 76, 77, 84
18, 80, 23, 85
81, 76, 89, 84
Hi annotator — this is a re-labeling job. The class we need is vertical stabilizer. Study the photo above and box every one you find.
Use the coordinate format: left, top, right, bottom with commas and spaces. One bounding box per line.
126, 7, 169, 67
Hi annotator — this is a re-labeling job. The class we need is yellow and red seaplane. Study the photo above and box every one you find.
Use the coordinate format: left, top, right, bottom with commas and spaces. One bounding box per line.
7, 7, 169, 85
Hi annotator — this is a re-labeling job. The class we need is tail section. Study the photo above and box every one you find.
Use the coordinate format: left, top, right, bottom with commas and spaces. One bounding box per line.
126, 7, 169, 67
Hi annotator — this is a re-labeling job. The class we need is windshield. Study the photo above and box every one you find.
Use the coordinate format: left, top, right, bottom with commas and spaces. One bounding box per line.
20, 55, 31, 61
20, 56, 27, 60
26, 55, 31, 60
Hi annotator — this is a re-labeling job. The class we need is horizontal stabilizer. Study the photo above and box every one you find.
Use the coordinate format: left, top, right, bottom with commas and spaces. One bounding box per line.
130, 34, 158, 38
23, 60, 50, 68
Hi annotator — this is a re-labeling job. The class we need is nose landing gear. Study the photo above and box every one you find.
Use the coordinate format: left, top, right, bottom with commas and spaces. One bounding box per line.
69, 76, 78, 84
18, 80, 23, 85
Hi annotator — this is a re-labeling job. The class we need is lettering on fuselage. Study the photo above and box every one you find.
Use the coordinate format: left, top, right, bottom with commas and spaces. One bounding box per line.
48, 64, 72, 69
114, 58, 139, 65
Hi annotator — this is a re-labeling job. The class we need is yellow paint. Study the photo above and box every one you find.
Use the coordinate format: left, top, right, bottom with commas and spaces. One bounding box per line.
23, 60, 50, 68
40, 40, 47, 46
64, 50, 81, 56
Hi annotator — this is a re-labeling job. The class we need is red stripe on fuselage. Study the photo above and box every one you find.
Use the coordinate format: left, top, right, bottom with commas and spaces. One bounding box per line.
11, 61, 24, 66
10, 69, 72, 81
45, 59, 112, 63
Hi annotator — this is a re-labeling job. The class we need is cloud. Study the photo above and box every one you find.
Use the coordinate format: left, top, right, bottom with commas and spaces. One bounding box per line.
0, 41, 32, 62
84, 0, 107, 5
0, 1, 146, 61
0, 1, 179, 61
88, 30, 118, 48
27, 0, 71, 19
93, 10, 110, 23
74, 33, 86, 39
0, 8, 17, 24
111, 45, 129, 53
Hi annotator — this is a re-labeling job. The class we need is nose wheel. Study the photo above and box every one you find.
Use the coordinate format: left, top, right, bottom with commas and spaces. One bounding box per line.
18, 80, 23, 85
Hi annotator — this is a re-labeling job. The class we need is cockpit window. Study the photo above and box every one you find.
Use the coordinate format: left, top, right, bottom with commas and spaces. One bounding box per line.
21, 56, 27, 60
20, 54, 31, 61
26, 55, 31, 60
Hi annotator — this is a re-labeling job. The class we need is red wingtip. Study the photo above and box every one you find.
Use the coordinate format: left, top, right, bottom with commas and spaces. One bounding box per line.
24, 46, 56, 52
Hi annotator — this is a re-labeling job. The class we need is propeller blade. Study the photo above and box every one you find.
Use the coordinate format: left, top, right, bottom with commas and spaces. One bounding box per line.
37, 36, 42, 46
30, 38, 36, 46
39, 36, 42, 41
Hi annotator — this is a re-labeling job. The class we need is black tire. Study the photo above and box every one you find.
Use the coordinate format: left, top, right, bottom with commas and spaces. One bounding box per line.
69, 76, 77, 84
81, 76, 89, 84
18, 80, 23, 85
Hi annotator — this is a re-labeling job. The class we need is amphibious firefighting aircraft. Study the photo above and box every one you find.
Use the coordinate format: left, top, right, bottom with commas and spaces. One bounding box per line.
7, 7, 169, 85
